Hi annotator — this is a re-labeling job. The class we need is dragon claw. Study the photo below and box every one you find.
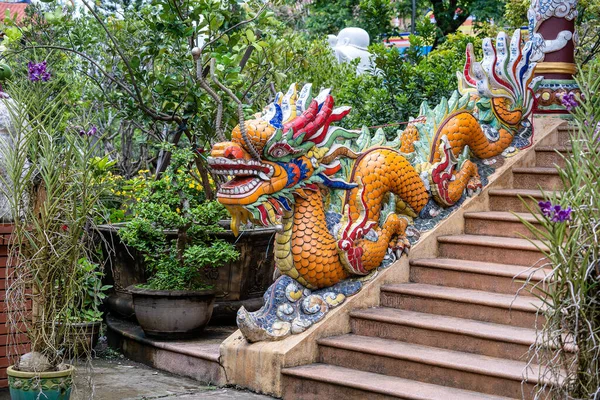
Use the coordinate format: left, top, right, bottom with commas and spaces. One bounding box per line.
389, 236, 412, 259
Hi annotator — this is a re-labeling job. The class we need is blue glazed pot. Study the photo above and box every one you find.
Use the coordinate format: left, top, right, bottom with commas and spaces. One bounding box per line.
7, 365, 74, 400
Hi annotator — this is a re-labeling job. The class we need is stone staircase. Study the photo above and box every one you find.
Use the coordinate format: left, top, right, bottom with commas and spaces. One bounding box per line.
281, 124, 573, 399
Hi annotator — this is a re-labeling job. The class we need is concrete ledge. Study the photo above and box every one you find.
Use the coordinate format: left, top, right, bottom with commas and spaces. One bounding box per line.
219, 116, 566, 397
107, 315, 232, 386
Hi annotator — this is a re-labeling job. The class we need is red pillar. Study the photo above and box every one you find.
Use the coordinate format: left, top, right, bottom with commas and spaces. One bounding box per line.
528, 0, 580, 115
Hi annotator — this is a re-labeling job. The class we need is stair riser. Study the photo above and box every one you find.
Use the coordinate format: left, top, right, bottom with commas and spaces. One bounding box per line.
351, 318, 531, 362
489, 195, 542, 213
536, 151, 567, 168
282, 376, 401, 400
380, 292, 538, 329
513, 173, 563, 191
410, 266, 542, 297
557, 129, 574, 146
438, 242, 548, 267
319, 346, 538, 399
464, 218, 540, 239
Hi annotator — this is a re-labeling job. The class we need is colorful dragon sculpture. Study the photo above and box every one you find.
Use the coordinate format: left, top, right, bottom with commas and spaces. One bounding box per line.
208, 30, 541, 342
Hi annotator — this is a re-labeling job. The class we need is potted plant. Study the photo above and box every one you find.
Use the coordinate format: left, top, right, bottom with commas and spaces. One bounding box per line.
97, 169, 277, 322
61, 258, 111, 357
0, 66, 107, 399
118, 149, 239, 339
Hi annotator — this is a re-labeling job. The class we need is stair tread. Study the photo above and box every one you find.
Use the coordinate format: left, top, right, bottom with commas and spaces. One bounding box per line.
350, 308, 538, 345
535, 145, 573, 152
319, 334, 545, 383
410, 258, 548, 281
437, 234, 548, 251
512, 167, 560, 175
283, 363, 517, 400
381, 283, 543, 312
463, 211, 541, 223
488, 188, 561, 199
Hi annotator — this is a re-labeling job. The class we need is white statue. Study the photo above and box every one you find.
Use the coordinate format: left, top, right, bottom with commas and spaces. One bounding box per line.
328, 27, 375, 75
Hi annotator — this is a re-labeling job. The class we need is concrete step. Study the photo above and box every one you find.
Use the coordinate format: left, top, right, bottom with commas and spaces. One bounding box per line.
464, 211, 542, 240
488, 188, 559, 213
282, 363, 517, 400
318, 334, 548, 399
535, 146, 571, 168
409, 258, 548, 297
512, 167, 563, 191
556, 126, 576, 146
350, 308, 537, 361
437, 234, 549, 267
106, 315, 228, 385
380, 283, 543, 328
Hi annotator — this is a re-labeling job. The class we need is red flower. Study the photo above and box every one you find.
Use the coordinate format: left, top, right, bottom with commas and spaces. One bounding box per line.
61, 224, 68, 231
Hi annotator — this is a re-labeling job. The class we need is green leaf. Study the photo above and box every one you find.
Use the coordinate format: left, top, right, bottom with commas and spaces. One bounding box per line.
246, 29, 256, 43
209, 14, 224, 31
131, 56, 141, 70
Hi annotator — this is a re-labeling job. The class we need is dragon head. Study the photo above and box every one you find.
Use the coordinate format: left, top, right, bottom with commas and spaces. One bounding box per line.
209, 84, 359, 235
457, 29, 543, 130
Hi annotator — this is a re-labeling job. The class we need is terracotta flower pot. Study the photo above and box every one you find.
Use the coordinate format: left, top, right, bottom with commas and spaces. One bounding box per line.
129, 286, 216, 339
7, 364, 74, 400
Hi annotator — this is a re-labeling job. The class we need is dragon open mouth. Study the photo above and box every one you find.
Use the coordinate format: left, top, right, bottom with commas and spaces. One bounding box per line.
220, 176, 261, 197
207, 157, 275, 198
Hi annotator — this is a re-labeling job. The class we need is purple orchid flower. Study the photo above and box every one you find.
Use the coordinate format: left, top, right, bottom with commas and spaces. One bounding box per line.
560, 92, 578, 111
538, 201, 553, 218
552, 207, 572, 223
79, 125, 98, 137
539, 201, 572, 223
27, 61, 51, 83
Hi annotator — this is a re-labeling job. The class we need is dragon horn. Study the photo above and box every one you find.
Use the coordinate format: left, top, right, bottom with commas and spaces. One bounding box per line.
210, 58, 262, 160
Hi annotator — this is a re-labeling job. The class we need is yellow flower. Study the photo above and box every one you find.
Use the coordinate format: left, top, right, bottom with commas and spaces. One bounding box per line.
176, 207, 181, 213
188, 183, 195, 189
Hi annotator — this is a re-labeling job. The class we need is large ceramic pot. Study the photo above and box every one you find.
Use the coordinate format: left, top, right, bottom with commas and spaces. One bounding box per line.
7, 365, 74, 400
129, 286, 216, 339
98, 222, 276, 322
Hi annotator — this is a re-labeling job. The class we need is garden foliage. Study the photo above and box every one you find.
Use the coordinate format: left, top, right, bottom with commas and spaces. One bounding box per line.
118, 149, 238, 291
287, 33, 481, 136
519, 62, 600, 399
0, 74, 109, 367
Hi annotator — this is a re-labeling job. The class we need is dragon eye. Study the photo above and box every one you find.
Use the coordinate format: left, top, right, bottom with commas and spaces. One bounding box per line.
268, 143, 294, 158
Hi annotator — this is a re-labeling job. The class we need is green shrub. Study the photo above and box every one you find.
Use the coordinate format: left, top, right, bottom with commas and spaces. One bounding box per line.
119, 149, 238, 291
285, 33, 481, 137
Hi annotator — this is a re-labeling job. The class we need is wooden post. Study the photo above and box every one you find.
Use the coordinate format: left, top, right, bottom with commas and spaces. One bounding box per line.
529, 0, 580, 115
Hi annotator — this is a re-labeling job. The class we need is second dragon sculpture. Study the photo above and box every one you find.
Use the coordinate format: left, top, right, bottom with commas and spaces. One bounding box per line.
208, 30, 541, 342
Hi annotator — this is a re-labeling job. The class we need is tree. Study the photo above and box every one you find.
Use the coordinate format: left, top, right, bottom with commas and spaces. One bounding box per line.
304, 0, 359, 38
3, 0, 309, 199
575, 0, 600, 65
355, 0, 395, 39
291, 0, 394, 40
427, 0, 506, 46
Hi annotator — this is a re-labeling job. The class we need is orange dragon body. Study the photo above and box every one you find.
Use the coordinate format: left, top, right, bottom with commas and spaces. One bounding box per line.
209, 30, 540, 342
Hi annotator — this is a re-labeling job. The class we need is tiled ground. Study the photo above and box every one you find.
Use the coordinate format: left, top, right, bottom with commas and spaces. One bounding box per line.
0, 358, 273, 400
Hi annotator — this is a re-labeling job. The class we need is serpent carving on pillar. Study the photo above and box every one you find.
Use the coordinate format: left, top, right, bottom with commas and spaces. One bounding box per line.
208, 30, 541, 342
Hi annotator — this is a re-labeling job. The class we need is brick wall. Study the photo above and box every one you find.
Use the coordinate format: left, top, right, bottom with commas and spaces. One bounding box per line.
0, 224, 30, 388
